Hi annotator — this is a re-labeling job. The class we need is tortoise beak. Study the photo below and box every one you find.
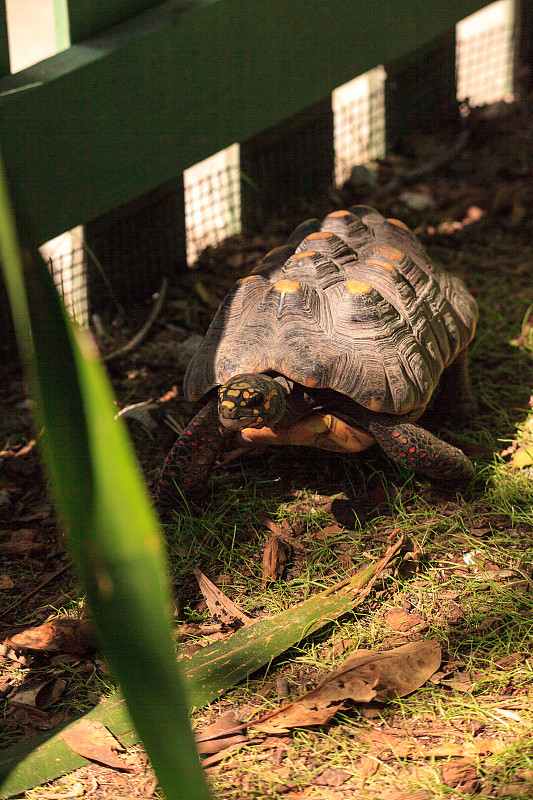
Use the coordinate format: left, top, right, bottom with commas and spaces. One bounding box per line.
219, 413, 251, 431
218, 401, 257, 431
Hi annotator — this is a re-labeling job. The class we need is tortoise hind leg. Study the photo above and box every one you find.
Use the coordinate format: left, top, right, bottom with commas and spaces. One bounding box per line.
156, 397, 230, 508
364, 412, 474, 485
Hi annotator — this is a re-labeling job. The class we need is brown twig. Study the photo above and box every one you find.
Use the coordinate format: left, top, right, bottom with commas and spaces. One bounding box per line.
103, 275, 169, 362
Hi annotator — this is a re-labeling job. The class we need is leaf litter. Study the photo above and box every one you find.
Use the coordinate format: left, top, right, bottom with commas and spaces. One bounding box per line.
253, 641, 442, 734
193, 568, 254, 627
2, 93, 533, 798
59, 720, 134, 772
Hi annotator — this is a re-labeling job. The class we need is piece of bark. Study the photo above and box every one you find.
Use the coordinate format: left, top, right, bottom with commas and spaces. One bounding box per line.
262, 534, 287, 586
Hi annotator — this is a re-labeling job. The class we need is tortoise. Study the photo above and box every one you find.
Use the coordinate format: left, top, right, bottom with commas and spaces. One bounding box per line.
157, 205, 477, 506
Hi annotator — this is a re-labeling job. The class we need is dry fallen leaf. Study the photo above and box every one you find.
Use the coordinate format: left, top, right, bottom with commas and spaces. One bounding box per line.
194, 568, 254, 626
441, 758, 480, 793
469, 526, 492, 537
255, 640, 441, 733
60, 719, 134, 771
495, 783, 533, 797
0, 642, 29, 666
5, 615, 96, 655
8, 677, 66, 709
384, 607, 427, 632
314, 523, 344, 541
357, 753, 380, 786
437, 670, 476, 693
0, 574, 15, 590
0, 529, 40, 555
314, 768, 350, 786
201, 738, 263, 769
421, 738, 506, 758
359, 729, 414, 758
196, 711, 248, 755
495, 653, 525, 669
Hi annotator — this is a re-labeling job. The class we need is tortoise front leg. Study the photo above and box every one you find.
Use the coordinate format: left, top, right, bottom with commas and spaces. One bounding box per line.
156, 397, 231, 507
363, 412, 474, 485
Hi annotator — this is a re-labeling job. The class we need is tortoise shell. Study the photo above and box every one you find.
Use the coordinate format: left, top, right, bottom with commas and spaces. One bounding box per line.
184, 206, 478, 417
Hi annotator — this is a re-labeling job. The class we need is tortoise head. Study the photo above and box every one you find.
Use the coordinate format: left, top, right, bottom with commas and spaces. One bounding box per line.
218, 374, 286, 431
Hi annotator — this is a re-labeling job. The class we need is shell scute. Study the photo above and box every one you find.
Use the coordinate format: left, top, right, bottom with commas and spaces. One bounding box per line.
184, 208, 478, 415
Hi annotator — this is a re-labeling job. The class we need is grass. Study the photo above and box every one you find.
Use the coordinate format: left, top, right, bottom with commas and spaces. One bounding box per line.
159, 341, 532, 798
2, 278, 532, 798
2, 116, 533, 797
162, 436, 533, 798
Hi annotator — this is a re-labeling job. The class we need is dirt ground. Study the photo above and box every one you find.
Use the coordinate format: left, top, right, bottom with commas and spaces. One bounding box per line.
1, 92, 533, 799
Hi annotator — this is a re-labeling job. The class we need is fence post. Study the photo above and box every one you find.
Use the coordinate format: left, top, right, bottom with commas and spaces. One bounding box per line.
240, 97, 334, 229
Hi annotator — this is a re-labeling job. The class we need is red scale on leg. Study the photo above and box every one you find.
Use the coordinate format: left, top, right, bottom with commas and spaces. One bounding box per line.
156, 396, 231, 508
363, 411, 474, 485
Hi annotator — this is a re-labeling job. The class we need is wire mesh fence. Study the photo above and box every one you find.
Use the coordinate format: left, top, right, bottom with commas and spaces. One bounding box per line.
333, 66, 386, 186
456, 0, 514, 107
184, 145, 241, 266
42, 228, 88, 327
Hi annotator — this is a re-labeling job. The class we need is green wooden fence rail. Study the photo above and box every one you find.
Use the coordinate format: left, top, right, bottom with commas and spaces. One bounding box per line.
0, 0, 490, 252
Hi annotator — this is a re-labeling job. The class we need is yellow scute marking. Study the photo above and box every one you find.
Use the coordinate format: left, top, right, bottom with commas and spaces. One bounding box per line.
386, 217, 410, 231
292, 250, 317, 259
327, 209, 351, 217
307, 231, 334, 240
237, 275, 260, 284
376, 244, 403, 260
367, 257, 394, 272
274, 279, 301, 293
345, 280, 372, 295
